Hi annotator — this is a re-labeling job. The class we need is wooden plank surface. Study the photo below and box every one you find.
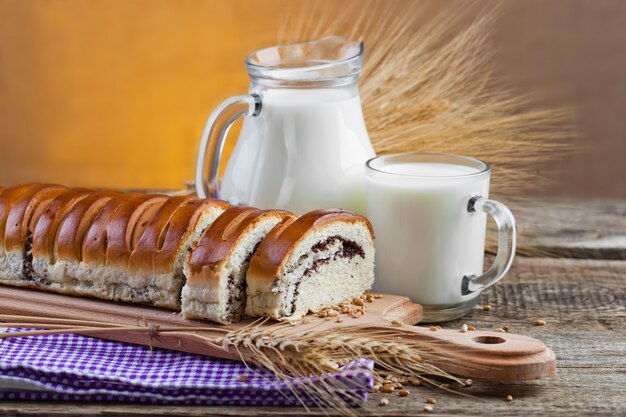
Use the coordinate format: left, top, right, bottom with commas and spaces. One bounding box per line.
498, 198, 626, 260
1, 256, 624, 416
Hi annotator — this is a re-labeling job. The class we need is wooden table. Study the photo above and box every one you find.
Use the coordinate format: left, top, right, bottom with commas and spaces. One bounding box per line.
1, 199, 624, 416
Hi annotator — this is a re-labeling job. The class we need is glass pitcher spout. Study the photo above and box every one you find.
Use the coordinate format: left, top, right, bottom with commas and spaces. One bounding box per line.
245, 36, 364, 87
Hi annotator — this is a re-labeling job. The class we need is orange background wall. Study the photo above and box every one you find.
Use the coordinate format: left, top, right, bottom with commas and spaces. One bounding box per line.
0, 0, 287, 189
1, 0, 625, 196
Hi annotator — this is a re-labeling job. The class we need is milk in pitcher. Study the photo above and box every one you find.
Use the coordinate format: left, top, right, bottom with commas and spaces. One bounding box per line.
221, 86, 374, 214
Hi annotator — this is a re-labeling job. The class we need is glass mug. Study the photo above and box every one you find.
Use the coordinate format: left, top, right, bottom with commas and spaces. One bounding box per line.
365, 152, 516, 322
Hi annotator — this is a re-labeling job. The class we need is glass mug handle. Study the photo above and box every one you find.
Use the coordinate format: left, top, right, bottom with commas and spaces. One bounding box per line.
195, 94, 262, 199
462, 196, 517, 296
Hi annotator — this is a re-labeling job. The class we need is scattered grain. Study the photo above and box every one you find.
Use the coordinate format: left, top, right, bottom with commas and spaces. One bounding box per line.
503, 325, 510, 332
399, 389, 410, 397
429, 326, 438, 331
535, 319, 546, 326
379, 398, 389, 406
468, 325, 477, 331
482, 304, 492, 311
465, 379, 473, 387
354, 298, 365, 306
373, 294, 383, 299
506, 394, 513, 402
460, 323, 468, 333
424, 405, 434, 412
336, 317, 344, 323
391, 319, 403, 327
494, 328, 505, 333
237, 375, 248, 382
381, 385, 395, 393
426, 397, 437, 404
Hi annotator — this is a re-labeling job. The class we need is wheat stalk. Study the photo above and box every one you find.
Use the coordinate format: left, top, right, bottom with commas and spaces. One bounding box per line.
277, 0, 575, 195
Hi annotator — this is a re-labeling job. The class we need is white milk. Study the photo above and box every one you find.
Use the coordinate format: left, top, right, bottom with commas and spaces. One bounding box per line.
221, 87, 375, 214
366, 161, 490, 306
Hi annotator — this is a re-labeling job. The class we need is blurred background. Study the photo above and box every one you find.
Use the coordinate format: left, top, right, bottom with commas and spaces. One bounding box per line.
0, 0, 624, 197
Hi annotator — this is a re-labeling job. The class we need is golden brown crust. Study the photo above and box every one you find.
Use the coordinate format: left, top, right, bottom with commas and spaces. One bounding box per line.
4, 184, 67, 253
247, 209, 374, 285
187, 207, 295, 281
31, 188, 94, 261
129, 197, 230, 275
0, 184, 44, 252
55, 191, 121, 263
81, 193, 142, 266
104, 194, 168, 268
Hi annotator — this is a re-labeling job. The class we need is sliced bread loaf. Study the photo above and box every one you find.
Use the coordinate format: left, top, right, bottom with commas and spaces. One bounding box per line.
182, 206, 295, 324
245, 209, 375, 321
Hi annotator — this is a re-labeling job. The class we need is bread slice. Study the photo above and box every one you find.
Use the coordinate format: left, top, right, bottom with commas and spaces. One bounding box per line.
245, 209, 375, 321
182, 206, 295, 324
127, 197, 230, 309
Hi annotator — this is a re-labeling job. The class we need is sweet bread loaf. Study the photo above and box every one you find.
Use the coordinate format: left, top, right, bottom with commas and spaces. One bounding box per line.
245, 209, 375, 321
0, 184, 376, 323
182, 206, 295, 323
0, 184, 230, 309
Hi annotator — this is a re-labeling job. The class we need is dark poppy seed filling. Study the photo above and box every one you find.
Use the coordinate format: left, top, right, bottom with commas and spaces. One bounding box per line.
22, 231, 34, 280
286, 236, 365, 315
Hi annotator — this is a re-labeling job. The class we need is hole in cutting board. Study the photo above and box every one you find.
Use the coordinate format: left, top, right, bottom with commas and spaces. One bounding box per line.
473, 336, 506, 344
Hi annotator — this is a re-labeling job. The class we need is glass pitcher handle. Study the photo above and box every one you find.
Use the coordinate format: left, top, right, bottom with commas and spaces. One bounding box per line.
462, 196, 517, 296
195, 94, 262, 199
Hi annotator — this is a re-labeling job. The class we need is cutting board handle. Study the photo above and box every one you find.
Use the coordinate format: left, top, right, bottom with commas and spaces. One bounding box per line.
386, 324, 556, 381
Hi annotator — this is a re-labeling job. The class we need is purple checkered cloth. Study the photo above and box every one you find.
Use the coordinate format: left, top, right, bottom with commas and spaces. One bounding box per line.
0, 329, 373, 405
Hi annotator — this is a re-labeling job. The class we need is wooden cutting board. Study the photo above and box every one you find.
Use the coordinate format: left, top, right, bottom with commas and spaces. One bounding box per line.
0, 284, 555, 381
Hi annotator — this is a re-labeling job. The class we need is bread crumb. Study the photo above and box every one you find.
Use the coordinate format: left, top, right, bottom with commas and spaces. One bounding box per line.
506, 394, 513, 401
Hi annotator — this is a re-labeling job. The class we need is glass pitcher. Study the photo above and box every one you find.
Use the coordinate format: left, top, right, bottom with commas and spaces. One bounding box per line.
195, 36, 375, 214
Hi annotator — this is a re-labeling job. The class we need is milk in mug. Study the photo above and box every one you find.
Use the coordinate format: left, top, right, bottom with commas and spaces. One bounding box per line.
365, 157, 490, 308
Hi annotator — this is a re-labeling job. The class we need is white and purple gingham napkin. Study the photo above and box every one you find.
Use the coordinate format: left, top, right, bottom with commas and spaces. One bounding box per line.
0, 329, 373, 405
